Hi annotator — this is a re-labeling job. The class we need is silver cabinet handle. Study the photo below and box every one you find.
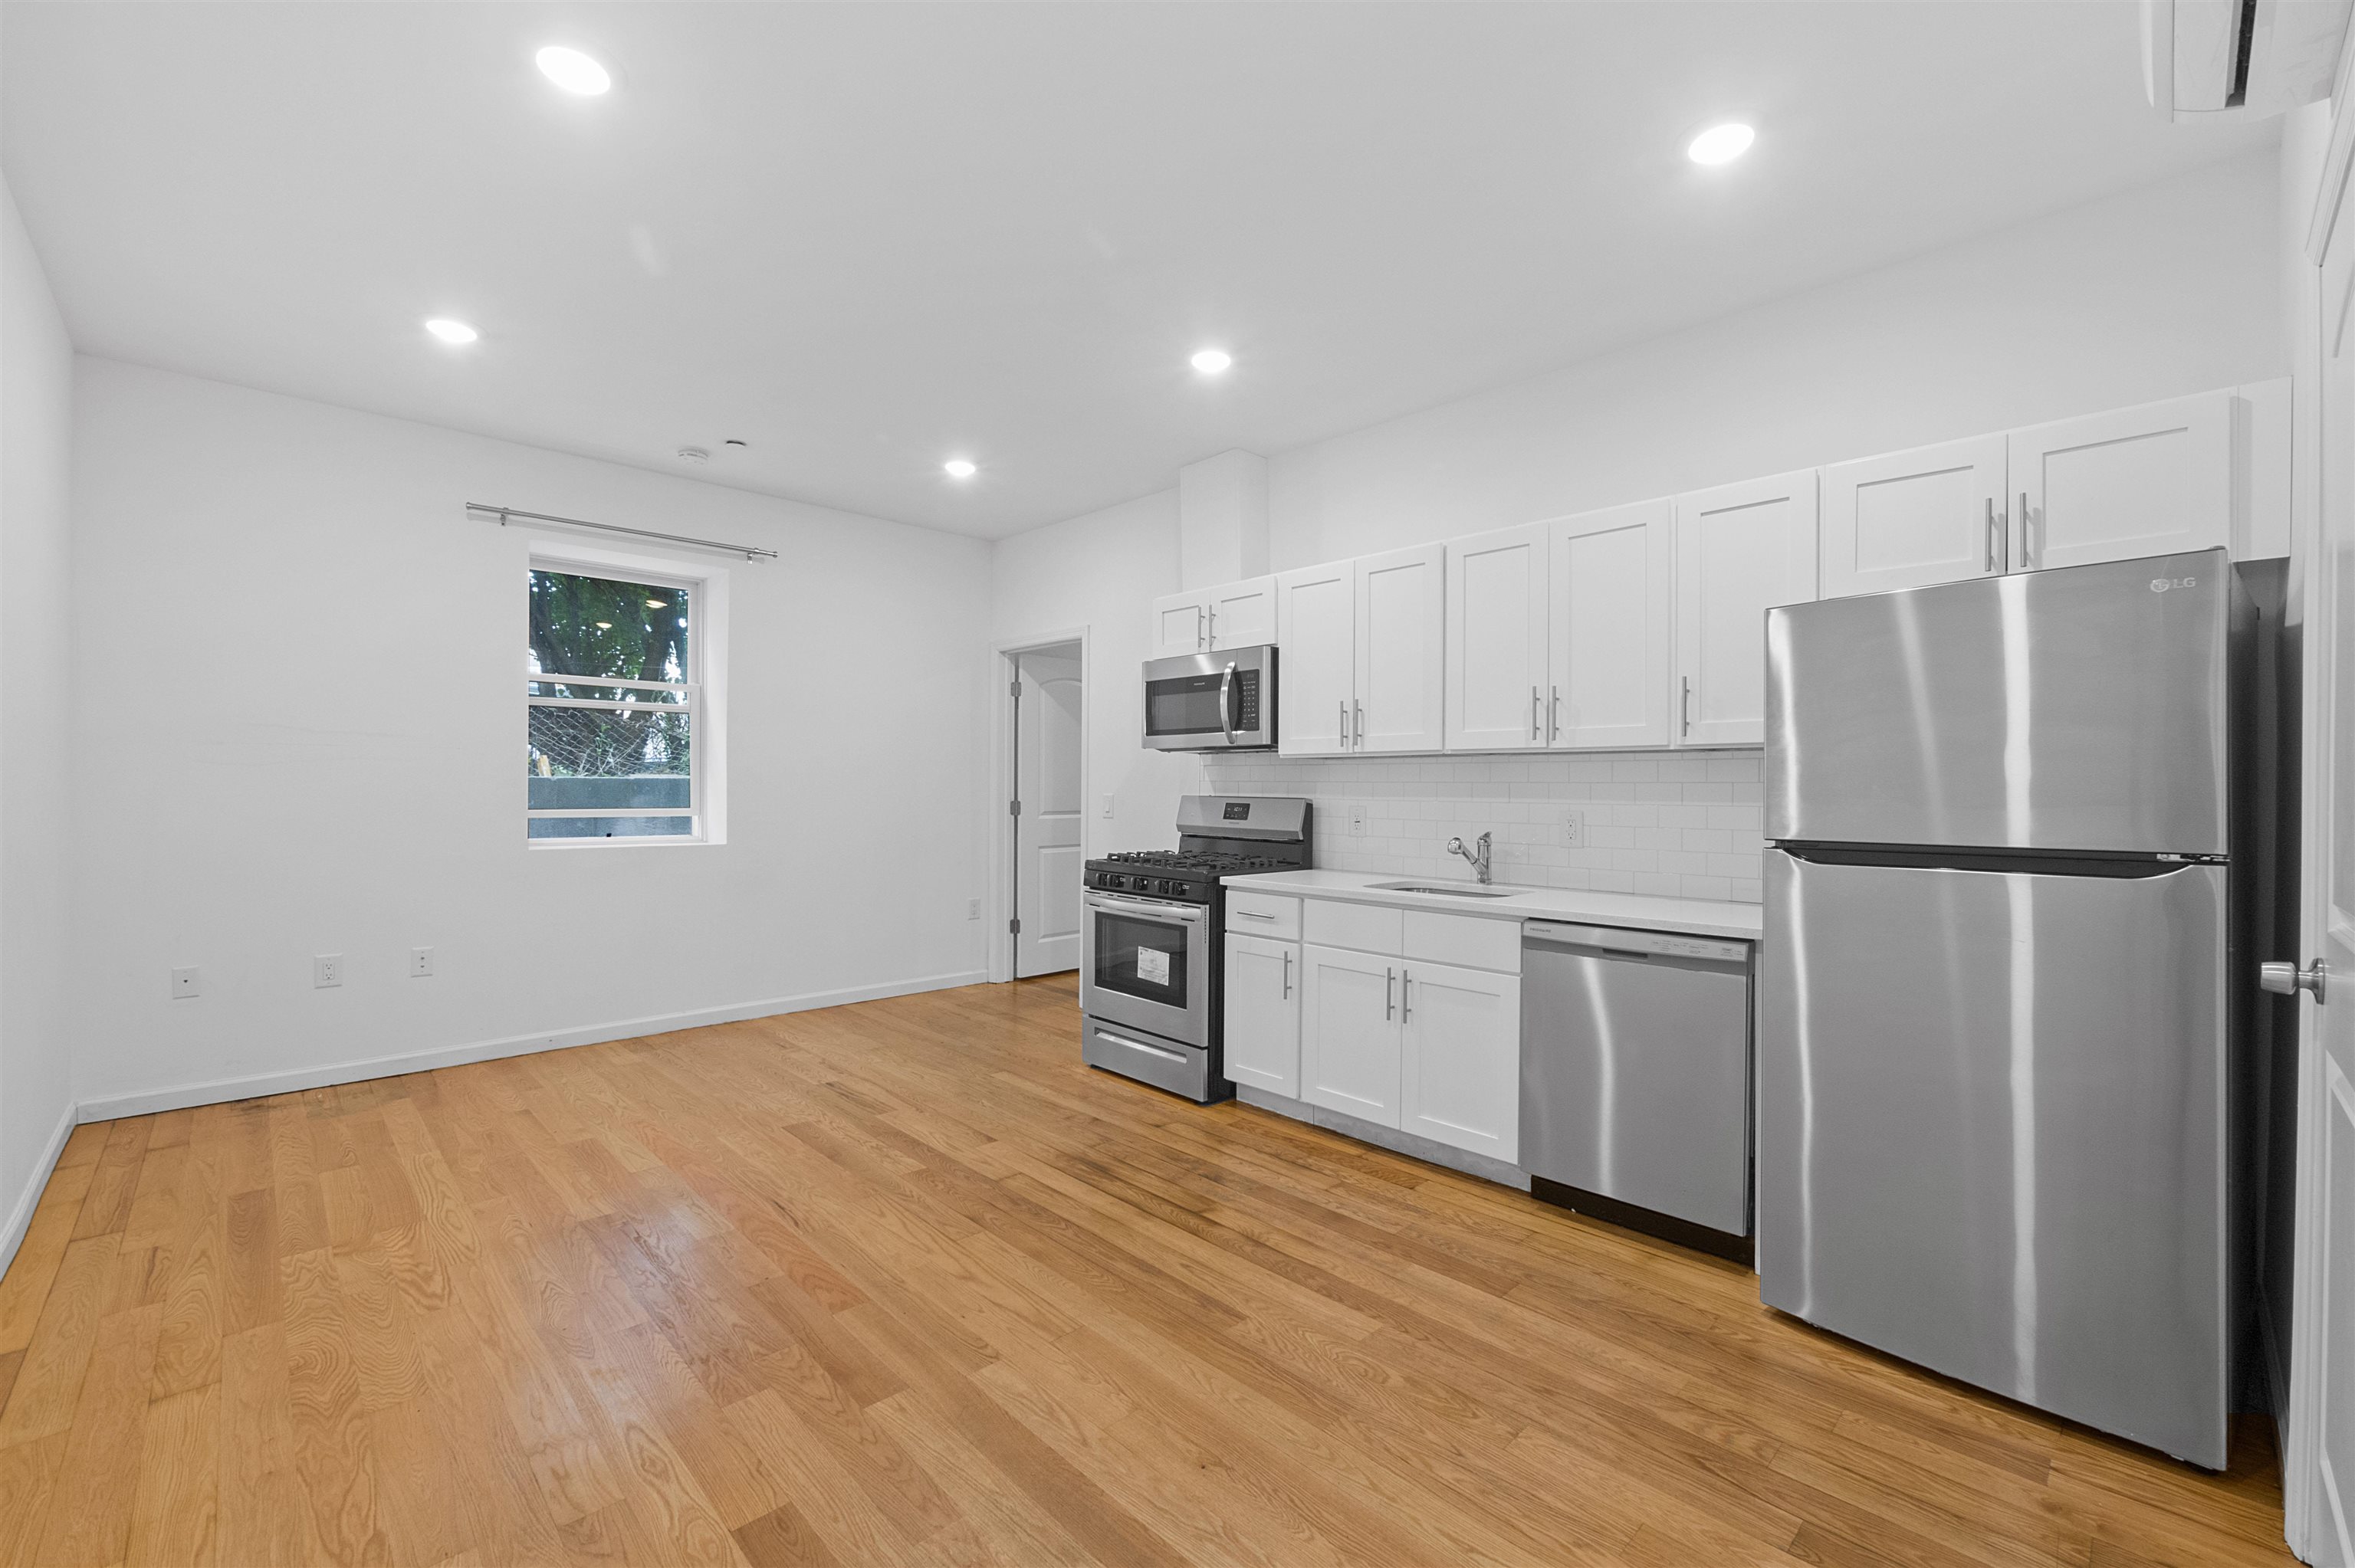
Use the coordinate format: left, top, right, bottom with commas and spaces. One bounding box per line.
1233, 909, 1277, 920
1384, 966, 1395, 1019
1282, 950, 1292, 999
2261, 960, 2329, 1001
1680, 675, 1693, 737
1196, 605, 1207, 650
1985, 497, 1998, 572
1401, 967, 1412, 1022
1530, 685, 1541, 742
1354, 700, 1364, 750
1207, 602, 1217, 648
2018, 490, 2031, 571
1550, 684, 1561, 743
1219, 661, 1238, 745
1337, 699, 1347, 752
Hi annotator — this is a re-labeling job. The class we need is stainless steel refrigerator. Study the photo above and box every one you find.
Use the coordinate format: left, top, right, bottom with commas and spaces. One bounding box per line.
1759, 548, 2250, 1469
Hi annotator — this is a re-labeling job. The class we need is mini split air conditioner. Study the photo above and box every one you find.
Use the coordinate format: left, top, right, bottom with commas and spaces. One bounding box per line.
2144, 0, 2353, 119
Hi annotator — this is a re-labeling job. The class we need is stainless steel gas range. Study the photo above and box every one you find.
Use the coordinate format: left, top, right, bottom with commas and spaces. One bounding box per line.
1079, 795, 1311, 1102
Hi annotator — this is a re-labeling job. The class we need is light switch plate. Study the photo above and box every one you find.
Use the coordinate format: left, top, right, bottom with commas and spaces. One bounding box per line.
1101, 792, 1116, 819
1562, 809, 1586, 848
314, 953, 343, 989
170, 966, 200, 999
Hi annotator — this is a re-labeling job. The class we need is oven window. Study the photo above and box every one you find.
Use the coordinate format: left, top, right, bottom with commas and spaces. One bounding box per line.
1145, 673, 1227, 737
1092, 910, 1191, 1006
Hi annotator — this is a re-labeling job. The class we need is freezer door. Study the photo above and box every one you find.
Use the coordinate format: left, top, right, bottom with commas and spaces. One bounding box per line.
1764, 549, 2233, 854
1758, 849, 2229, 1467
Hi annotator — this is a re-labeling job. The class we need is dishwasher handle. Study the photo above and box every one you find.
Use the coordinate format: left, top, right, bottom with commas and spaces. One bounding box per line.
1522, 920, 1750, 966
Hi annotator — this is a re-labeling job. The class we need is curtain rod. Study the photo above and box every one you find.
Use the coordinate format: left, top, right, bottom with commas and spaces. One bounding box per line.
466, 501, 778, 561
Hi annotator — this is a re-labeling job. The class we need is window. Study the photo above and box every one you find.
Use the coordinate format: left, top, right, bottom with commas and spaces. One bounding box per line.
527, 564, 701, 841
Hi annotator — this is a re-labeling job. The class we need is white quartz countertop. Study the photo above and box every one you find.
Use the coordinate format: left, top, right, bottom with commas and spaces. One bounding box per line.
1221, 868, 1762, 941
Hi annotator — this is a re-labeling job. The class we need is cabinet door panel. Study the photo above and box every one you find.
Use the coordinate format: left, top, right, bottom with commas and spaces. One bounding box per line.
1210, 576, 1277, 649
1675, 470, 1818, 747
1355, 543, 1446, 753
1399, 960, 1520, 1162
1150, 592, 1208, 660
1223, 934, 1301, 1097
1300, 943, 1400, 1127
2010, 391, 2232, 571
1548, 499, 1672, 750
1821, 434, 2006, 597
1276, 563, 1353, 756
1445, 525, 1547, 751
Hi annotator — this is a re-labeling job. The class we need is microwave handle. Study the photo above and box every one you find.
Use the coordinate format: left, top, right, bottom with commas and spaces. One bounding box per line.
1220, 661, 1237, 745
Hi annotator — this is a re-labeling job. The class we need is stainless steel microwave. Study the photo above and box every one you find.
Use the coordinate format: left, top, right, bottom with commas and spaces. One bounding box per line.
1141, 645, 1276, 751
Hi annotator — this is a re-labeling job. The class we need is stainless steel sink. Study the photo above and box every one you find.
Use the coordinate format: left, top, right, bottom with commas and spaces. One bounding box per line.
1370, 881, 1518, 898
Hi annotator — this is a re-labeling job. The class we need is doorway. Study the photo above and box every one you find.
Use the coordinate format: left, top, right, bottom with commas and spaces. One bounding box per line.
1010, 640, 1084, 977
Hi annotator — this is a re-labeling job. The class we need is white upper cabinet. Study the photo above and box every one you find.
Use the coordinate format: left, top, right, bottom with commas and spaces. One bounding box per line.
2008, 390, 2232, 571
1208, 576, 1276, 648
1445, 524, 1548, 751
1355, 543, 1446, 753
1398, 959, 1520, 1164
1675, 469, 1818, 747
1276, 561, 1354, 755
1149, 592, 1210, 660
1223, 933, 1301, 1097
1820, 434, 2008, 599
1547, 499, 1673, 750
1148, 575, 1278, 659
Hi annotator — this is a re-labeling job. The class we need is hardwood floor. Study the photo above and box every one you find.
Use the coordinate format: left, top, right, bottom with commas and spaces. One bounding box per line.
0, 972, 2293, 1566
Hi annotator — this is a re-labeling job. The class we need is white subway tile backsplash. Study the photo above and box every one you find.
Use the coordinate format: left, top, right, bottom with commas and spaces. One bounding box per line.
1205, 747, 1767, 904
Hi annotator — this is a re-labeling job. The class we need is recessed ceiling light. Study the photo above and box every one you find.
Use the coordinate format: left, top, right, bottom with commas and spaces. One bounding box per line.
1191, 348, 1233, 374
424, 317, 478, 344
1687, 123, 1756, 166
536, 45, 611, 96
943, 458, 978, 479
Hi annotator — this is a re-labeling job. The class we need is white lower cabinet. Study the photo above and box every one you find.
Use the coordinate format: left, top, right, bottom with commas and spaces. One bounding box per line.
1299, 943, 1404, 1127
1223, 933, 1302, 1097
1398, 960, 1521, 1164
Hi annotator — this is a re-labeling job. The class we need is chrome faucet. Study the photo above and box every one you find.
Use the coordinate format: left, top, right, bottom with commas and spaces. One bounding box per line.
1446, 832, 1493, 884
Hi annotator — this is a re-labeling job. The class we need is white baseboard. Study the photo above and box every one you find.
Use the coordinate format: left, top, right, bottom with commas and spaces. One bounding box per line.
74, 969, 989, 1125
0, 1098, 79, 1279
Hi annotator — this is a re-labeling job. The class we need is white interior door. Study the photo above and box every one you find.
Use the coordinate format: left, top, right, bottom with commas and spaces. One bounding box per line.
1445, 524, 1548, 751
1548, 499, 1672, 749
1820, 433, 2007, 597
1276, 563, 1352, 755
1674, 470, 1819, 746
2008, 391, 2233, 572
2294, 177, 2355, 1568
1014, 649, 1083, 977
1355, 543, 1445, 753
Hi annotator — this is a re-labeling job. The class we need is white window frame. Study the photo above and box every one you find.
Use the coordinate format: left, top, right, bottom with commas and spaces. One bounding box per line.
525, 541, 730, 849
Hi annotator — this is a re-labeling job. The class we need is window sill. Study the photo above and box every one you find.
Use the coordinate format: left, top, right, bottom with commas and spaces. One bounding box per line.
527, 835, 724, 851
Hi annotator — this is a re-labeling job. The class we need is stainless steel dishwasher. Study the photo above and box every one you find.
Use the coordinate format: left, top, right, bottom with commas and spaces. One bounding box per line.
1521, 921, 1755, 1261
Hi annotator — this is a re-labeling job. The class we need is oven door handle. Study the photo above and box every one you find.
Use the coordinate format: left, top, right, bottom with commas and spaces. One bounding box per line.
1086, 890, 1207, 923
1219, 661, 1238, 745
1092, 1028, 1188, 1064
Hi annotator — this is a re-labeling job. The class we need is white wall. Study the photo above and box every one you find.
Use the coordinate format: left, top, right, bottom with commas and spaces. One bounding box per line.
0, 179, 77, 1254
1267, 149, 2288, 568
67, 359, 991, 1116
989, 487, 1199, 855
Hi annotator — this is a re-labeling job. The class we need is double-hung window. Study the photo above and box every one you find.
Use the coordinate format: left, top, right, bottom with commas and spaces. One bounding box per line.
527, 564, 702, 840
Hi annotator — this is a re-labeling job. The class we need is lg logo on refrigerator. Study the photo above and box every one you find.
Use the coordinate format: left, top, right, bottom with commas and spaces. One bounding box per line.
2150, 576, 2199, 593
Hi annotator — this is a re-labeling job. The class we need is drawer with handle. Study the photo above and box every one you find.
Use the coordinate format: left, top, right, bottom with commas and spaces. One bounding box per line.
1225, 889, 1302, 940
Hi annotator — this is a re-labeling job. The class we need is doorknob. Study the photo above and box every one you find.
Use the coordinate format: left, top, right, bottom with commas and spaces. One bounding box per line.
2261, 960, 2329, 1001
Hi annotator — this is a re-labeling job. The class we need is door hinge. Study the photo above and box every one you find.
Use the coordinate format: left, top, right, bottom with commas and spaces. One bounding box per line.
1009, 799, 1021, 816
1010, 678, 1022, 697
1008, 917, 1022, 934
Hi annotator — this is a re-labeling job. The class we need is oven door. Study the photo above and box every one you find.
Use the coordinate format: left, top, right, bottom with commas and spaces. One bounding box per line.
1141, 647, 1274, 750
1081, 890, 1209, 1045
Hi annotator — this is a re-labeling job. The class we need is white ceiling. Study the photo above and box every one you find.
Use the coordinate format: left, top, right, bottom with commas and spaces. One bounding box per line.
2, 2, 2275, 540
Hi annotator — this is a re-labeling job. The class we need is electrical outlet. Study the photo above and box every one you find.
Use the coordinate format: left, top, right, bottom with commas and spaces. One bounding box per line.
967, 898, 981, 920
1102, 792, 1116, 819
1348, 802, 1368, 837
170, 966, 200, 1000
409, 946, 433, 978
314, 953, 343, 989
1562, 809, 1586, 848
